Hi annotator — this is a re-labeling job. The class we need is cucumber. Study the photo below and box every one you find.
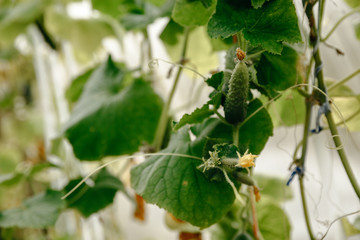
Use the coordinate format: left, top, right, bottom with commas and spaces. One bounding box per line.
224, 61, 249, 124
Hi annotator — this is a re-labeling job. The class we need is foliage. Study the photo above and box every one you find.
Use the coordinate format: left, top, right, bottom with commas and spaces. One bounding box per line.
0, 0, 359, 239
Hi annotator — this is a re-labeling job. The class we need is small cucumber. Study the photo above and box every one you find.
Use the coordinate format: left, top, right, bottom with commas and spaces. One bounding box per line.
224, 61, 249, 124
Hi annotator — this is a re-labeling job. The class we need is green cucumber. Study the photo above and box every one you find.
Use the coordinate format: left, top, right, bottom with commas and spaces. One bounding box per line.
224, 61, 249, 124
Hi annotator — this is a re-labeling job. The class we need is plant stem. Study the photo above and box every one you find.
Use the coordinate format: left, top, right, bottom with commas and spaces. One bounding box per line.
299, 100, 312, 166
232, 124, 240, 147
249, 186, 262, 240
312, 22, 360, 200
322, 7, 360, 41
328, 68, 360, 92
325, 111, 360, 198
237, 32, 246, 51
153, 28, 190, 151
297, 97, 316, 240
299, 178, 316, 240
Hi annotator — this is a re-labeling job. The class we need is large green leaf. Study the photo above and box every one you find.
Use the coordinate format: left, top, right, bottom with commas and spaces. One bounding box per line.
45, 7, 118, 59
331, 95, 360, 132
0, 190, 64, 228
342, 217, 360, 236
266, 89, 305, 127
191, 99, 273, 155
64, 169, 125, 217
172, 0, 216, 27
256, 198, 291, 240
0, 0, 50, 46
254, 175, 293, 202
207, 0, 301, 54
63, 57, 163, 160
256, 46, 300, 91
131, 128, 235, 228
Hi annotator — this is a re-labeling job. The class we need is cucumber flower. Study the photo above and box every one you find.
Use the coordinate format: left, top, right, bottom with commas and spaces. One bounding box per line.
235, 150, 258, 168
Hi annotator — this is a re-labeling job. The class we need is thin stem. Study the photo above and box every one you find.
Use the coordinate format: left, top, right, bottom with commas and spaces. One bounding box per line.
328, 68, 360, 92
299, 100, 312, 166
237, 32, 246, 51
325, 111, 360, 198
322, 7, 360, 41
299, 178, 316, 240
153, 28, 190, 151
318, 0, 326, 35
245, 49, 265, 60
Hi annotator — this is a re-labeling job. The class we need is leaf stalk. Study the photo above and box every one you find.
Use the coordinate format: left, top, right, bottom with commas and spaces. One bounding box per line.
153, 28, 190, 151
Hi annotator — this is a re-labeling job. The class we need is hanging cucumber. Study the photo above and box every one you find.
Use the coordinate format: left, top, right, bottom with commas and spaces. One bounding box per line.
224, 60, 249, 124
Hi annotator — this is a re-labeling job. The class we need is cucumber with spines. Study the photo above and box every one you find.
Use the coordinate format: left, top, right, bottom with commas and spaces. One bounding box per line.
224, 61, 249, 124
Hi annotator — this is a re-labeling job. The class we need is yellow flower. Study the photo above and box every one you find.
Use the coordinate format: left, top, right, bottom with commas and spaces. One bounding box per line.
235, 150, 258, 168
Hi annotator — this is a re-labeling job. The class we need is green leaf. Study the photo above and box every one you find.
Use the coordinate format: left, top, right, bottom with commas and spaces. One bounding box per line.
354, 216, 360, 230
256, 46, 300, 91
173, 104, 214, 130
207, 0, 301, 54
65, 68, 94, 106
65, 68, 94, 108
206, 71, 224, 89
254, 175, 292, 201
342, 217, 360, 236
238, 99, 273, 154
131, 128, 235, 228
256, 198, 291, 240
208, 91, 223, 109
327, 79, 355, 97
45, 7, 117, 59
0, 190, 64, 228
0, 0, 50, 46
331, 95, 360, 132
213, 143, 238, 159
344, 0, 360, 8
64, 57, 163, 160
191, 99, 273, 155
172, 0, 216, 27
251, 0, 269, 8
266, 89, 305, 127
121, 0, 174, 30
160, 19, 185, 45
65, 169, 125, 217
